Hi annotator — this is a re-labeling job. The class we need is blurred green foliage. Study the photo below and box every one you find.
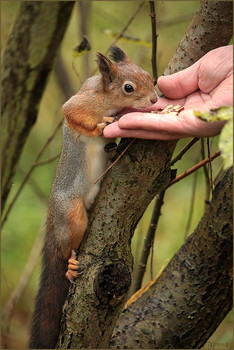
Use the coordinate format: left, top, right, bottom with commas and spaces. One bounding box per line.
1, 1, 232, 348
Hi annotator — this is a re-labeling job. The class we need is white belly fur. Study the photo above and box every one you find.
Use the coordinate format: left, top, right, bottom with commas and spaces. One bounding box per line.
83, 136, 111, 209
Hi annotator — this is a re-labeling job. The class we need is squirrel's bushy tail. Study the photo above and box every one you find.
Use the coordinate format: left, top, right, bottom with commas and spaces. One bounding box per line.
29, 239, 70, 349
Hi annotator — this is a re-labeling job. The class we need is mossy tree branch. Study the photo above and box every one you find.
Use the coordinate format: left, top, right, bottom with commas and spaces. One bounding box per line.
1, 1, 74, 210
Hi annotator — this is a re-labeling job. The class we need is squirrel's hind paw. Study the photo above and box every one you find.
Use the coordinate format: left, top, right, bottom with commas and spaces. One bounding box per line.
65, 251, 80, 282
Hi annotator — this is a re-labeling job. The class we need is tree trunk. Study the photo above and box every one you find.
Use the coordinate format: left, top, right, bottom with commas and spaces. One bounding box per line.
1, 1, 74, 210
58, 139, 175, 348
58, 1, 233, 348
110, 167, 233, 349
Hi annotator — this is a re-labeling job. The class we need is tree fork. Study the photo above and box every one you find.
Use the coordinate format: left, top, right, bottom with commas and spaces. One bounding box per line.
110, 167, 233, 349
58, 1, 233, 348
58, 139, 175, 348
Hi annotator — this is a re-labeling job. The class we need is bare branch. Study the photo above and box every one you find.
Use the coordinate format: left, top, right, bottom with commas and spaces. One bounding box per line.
94, 139, 135, 184
170, 137, 200, 166
90, 2, 145, 76
168, 150, 221, 188
200, 138, 211, 203
32, 153, 61, 168
207, 138, 214, 190
77, 1, 92, 79
130, 189, 166, 295
149, 1, 157, 83
1, 120, 63, 226
18, 167, 48, 203
108, 2, 145, 48
183, 166, 199, 240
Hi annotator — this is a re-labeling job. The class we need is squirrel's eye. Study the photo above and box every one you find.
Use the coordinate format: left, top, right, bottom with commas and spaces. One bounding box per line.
124, 83, 134, 93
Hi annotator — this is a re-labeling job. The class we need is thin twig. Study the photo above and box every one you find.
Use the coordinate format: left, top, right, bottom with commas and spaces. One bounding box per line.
200, 138, 211, 202
110, 2, 145, 47
18, 167, 48, 203
170, 137, 199, 166
94, 139, 135, 184
150, 235, 155, 281
72, 58, 83, 85
149, 1, 157, 83
131, 189, 166, 295
33, 153, 61, 168
207, 137, 213, 190
183, 162, 199, 240
77, 1, 92, 79
90, 2, 145, 76
168, 150, 221, 188
1, 120, 63, 226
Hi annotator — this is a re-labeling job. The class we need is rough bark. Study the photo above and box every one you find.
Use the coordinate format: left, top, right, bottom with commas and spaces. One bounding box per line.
1, 1, 74, 210
58, 140, 175, 348
110, 168, 233, 349
58, 1, 233, 348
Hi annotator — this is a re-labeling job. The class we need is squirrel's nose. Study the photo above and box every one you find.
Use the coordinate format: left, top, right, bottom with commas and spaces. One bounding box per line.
150, 96, 157, 104
150, 92, 158, 104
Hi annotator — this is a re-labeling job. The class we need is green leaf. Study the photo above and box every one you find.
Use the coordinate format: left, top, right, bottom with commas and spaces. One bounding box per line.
194, 106, 233, 122
194, 106, 233, 169
219, 117, 233, 170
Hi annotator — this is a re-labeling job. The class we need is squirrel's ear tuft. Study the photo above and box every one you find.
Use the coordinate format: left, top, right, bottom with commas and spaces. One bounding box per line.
109, 46, 129, 63
96, 52, 118, 86
96, 53, 113, 73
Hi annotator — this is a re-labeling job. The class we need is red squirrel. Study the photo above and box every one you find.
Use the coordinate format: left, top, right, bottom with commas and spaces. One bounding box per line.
29, 46, 157, 349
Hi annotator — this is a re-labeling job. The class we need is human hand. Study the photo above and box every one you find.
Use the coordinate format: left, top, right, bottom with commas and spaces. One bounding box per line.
103, 45, 233, 140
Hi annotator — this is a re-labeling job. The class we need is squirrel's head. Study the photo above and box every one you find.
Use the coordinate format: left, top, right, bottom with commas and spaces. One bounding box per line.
96, 46, 158, 110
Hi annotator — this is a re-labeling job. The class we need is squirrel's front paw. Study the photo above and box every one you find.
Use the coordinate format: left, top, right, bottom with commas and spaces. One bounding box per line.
65, 250, 80, 283
97, 122, 107, 134
97, 116, 115, 134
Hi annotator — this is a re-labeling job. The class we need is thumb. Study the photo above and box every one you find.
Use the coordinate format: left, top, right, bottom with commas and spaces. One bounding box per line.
157, 61, 200, 99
